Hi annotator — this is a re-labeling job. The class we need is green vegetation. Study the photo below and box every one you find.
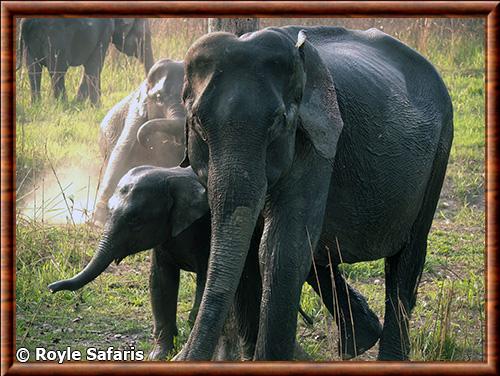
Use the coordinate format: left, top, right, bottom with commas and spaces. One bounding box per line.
15, 19, 484, 361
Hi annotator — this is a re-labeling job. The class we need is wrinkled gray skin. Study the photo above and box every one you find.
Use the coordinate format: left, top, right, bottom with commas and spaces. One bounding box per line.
165, 26, 453, 361
94, 59, 185, 225
48, 166, 381, 360
18, 18, 154, 104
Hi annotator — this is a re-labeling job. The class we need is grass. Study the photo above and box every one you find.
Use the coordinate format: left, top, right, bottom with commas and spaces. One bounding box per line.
15, 19, 485, 362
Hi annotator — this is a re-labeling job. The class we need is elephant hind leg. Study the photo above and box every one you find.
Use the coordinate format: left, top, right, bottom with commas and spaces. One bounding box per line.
306, 265, 382, 360
78, 43, 108, 104
49, 69, 68, 101
47, 54, 68, 101
378, 134, 452, 361
379, 232, 429, 361
77, 68, 100, 104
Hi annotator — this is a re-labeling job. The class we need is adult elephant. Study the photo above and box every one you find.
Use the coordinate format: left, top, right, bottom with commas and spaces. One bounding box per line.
18, 18, 154, 104
50, 165, 380, 360
93, 59, 185, 225
161, 26, 453, 361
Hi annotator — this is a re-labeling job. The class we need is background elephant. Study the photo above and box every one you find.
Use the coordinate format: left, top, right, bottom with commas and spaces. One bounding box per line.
111, 18, 154, 71
17, 18, 154, 104
168, 26, 453, 361
94, 58, 185, 225
49, 165, 381, 360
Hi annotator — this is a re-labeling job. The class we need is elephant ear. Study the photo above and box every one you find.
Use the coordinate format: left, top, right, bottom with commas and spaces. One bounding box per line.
179, 118, 190, 167
296, 30, 344, 162
112, 19, 136, 52
114, 19, 135, 37
170, 177, 208, 237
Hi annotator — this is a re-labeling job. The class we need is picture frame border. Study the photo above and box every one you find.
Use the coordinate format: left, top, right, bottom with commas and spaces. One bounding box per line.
1, 1, 498, 375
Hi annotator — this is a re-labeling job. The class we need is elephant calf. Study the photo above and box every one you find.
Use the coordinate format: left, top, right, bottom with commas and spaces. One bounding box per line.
49, 166, 382, 360
50, 166, 211, 360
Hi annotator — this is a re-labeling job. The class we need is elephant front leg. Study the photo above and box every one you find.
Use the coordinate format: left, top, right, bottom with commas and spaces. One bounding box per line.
148, 250, 180, 360
254, 156, 332, 360
234, 226, 263, 360
212, 307, 244, 361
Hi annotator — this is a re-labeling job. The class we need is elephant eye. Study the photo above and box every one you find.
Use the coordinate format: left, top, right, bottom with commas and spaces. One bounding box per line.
267, 108, 288, 140
155, 92, 164, 105
127, 214, 144, 232
191, 116, 208, 142
130, 221, 144, 232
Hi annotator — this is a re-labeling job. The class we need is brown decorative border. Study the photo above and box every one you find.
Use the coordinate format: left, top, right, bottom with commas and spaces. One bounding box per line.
1, 1, 498, 375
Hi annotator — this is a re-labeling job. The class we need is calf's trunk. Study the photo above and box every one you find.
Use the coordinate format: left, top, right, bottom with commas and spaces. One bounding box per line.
48, 231, 115, 292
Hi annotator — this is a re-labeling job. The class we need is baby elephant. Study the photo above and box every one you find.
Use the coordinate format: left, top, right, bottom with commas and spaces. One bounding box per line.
49, 166, 382, 360
49, 166, 211, 360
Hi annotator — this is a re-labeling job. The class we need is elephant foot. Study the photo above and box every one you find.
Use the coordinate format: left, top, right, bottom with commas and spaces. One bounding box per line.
213, 335, 243, 361
339, 316, 382, 360
293, 343, 312, 361
171, 348, 187, 361
377, 335, 410, 361
377, 350, 409, 361
148, 343, 170, 361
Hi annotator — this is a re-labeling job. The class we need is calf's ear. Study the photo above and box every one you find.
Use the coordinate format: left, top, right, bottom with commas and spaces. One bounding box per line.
170, 181, 208, 237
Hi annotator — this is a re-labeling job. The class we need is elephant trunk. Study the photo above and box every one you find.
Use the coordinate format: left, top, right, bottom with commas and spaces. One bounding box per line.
136, 118, 185, 149
182, 150, 267, 359
48, 230, 115, 292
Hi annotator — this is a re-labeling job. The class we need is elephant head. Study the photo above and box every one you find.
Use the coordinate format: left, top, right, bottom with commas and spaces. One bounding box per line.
137, 59, 186, 150
176, 28, 343, 359
112, 19, 154, 74
49, 166, 208, 293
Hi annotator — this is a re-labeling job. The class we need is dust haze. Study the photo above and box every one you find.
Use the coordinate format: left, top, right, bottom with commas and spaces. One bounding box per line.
17, 161, 102, 225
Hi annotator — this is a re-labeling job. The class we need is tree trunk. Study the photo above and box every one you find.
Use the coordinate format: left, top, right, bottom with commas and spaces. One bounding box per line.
208, 18, 260, 36
16, 18, 24, 70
